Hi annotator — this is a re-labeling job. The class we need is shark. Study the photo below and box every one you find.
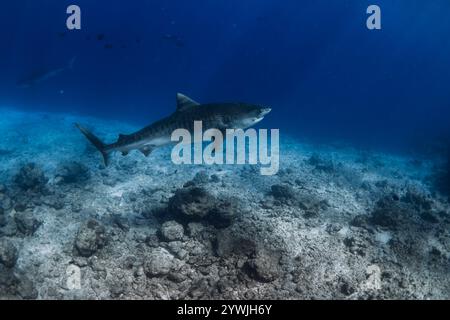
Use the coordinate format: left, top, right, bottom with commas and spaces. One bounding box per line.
76, 93, 272, 166
17, 57, 76, 88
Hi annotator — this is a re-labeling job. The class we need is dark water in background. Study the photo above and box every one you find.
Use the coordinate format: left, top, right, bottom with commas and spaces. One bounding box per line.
0, 0, 449, 152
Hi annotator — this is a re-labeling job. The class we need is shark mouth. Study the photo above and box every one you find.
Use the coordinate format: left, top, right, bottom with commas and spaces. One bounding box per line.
260, 107, 272, 117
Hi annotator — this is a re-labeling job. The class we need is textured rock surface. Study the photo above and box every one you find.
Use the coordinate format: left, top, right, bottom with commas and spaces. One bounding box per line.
0, 111, 449, 300
159, 221, 184, 242
168, 186, 216, 219
74, 219, 107, 257
0, 238, 18, 268
13, 163, 48, 191
144, 247, 178, 277
55, 161, 90, 184
14, 211, 42, 236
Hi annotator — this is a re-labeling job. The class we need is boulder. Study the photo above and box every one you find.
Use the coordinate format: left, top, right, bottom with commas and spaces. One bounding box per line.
271, 184, 296, 200
55, 161, 90, 184
0, 207, 6, 227
168, 186, 238, 228
168, 187, 216, 219
207, 198, 238, 228
14, 212, 41, 236
159, 221, 184, 242
74, 219, 107, 257
144, 247, 176, 277
0, 239, 18, 268
13, 163, 48, 191
244, 249, 280, 283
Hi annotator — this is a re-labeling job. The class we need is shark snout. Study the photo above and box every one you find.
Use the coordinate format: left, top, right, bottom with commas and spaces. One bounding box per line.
260, 107, 272, 116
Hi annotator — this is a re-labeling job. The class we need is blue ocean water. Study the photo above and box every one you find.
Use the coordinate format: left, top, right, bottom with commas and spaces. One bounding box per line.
1, 0, 449, 151
2, 1, 450, 301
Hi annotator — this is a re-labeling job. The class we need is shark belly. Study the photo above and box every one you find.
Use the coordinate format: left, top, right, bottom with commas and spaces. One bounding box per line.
115, 134, 172, 154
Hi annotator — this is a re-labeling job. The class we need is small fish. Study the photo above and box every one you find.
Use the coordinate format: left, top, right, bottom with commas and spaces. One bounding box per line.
97, 34, 105, 41
163, 34, 185, 48
76, 93, 271, 166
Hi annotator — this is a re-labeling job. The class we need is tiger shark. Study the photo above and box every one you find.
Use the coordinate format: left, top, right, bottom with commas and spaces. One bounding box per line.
17, 57, 76, 88
76, 93, 272, 166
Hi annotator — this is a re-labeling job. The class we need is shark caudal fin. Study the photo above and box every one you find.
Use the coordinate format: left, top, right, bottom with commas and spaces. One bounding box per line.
75, 123, 110, 166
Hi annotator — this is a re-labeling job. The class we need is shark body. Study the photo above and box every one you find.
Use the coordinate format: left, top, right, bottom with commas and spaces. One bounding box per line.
17, 57, 76, 88
76, 93, 271, 166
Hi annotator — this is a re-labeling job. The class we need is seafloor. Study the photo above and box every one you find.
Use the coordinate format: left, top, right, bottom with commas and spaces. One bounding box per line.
0, 108, 449, 300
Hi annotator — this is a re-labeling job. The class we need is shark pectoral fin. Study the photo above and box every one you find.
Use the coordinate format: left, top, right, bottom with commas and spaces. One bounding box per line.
140, 146, 155, 157
176, 93, 200, 111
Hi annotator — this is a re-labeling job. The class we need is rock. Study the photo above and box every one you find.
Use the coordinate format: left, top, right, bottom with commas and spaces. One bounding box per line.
343, 236, 367, 256
144, 247, 176, 277
74, 219, 108, 257
307, 154, 335, 173
0, 239, 18, 268
369, 197, 407, 229
420, 211, 439, 224
214, 230, 256, 257
168, 186, 239, 228
165, 241, 188, 260
207, 198, 238, 228
0, 193, 12, 211
191, 171, 210, 185
168, 186, 216, 219
14, 202, 28, 212
65, 264, 82, 290
434, 157, 450, 198
17, 276, 38, 299
55, 161, 90, 184
402, 190, 433, 211
350, 215, 369, 228
145, 233, 160, 248
303, 210, 319, 219
187, 222, 205, 238
112, 215, 130, 232
0, 207, 7, 227
210, 174, 220, 183
183, 171, 210, 188
340, 281, 356, 296
271, 184, 296, 200
159, 221, 184, 241
42, 197, 65, 210
0, 214, 6, 227
13, 163, 48, 191
325, 223, 343, 234
244, 249, 280, 283
168, 270, 188, 283
14, 211, 42, 235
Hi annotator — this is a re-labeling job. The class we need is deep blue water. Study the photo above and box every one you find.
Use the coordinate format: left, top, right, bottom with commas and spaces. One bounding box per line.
1, 1, 449, 151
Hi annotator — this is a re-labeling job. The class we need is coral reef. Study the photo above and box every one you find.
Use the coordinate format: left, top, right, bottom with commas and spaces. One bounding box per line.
0, 110, 449, 300
13, 163, 48, 192
54, 161, 90, 184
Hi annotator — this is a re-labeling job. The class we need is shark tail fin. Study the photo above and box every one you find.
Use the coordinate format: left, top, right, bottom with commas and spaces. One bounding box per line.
75, 123, 110, 166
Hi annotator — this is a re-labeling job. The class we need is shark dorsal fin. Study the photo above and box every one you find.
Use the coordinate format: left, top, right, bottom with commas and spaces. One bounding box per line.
177, 93, 200, 111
